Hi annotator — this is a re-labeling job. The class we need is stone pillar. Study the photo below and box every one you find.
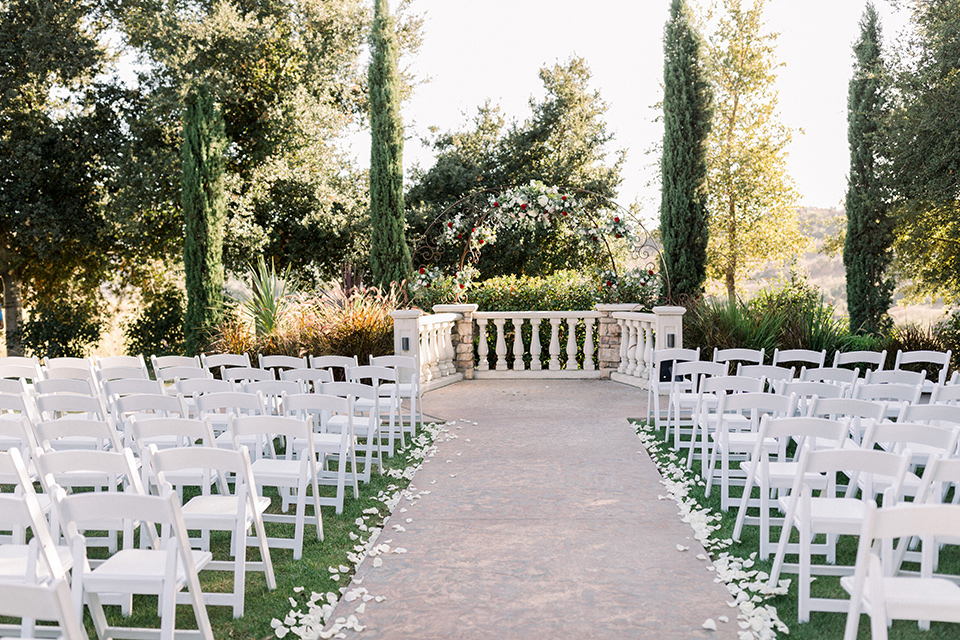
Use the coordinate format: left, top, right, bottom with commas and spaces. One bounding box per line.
653, 306, 686, 350
594, 304, 642, 379
433, 303, 479, 380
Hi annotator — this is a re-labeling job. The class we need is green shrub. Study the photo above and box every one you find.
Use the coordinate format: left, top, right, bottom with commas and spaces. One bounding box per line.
413, 269, 659, 313
124, 285, 186, 357
22, 297, 104, 359
935, 309, 960, 373
684, 297, 782, 362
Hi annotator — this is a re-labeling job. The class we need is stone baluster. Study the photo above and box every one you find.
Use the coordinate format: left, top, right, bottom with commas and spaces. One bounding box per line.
634, 323, 647, 379
565, 318, 578, 369
617, 318, 629, 374
625, 321, 639, 376
439, 321, 455, 377
418, 324, 432, 382
494, 318, 508, 371
512, 317, 526, 371
643, 325, 654, 381
530, 318, 543, 371
428, 324, 442, 381
583, 317, 596, 371
548, 317, 562, 371
477, 318, 490, 372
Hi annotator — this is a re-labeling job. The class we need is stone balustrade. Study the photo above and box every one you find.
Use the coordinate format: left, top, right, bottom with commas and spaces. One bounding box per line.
393, 304, 685, 390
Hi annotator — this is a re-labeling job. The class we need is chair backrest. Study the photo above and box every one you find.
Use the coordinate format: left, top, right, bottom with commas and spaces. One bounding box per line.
719, 391, 797, 425
672, 361, 726, 393
149, 444, 253, 497
833, 349, 887, 371
348, 365, 398, 387
44, 357, 90, 369
0, 393, 37, 428
369, 355, 419, 385
321, 380, 380, 405
280, 367, 333, 393
0, 356, 40, 368
0, 377, 27, 395
931, 382, 960, 406
712, 347, 764, 367
800, 366, 859, 386
780, 380, 845, 403
651, 348, 701, 383
36, 447, 143, 495
865, 368, 927, 386
259, 354, 307, 373
42, 365, 95, 382
195, 391, 265, 417
229, 414, 315, 461
130, 416, 218, 449
772, 348, 826, 369
808, 396, 886, 423
35, 377, 97, 397
200, 352, 251, 377
284, 392, 352, 436
700, 374, 765, 396
222, 367, 276, 383
115, 393, 187, 422
0, 363, 42, 383
96, 365, 149, 384
176, 378, 234, 397
151, 354, 201, 371
0, 448, 63, 571
156, 366, 211, 383
0, 578, 87, 639
95, 354, 148, 373
754, 415, 851, 462
35, 393, 108, 422
34, 417, 123, 453
895, 349, 952, 385
861, 421, 960, 462
103, 378, 165, 399
243, 380, 300, 414
796, 446, 911, 499
308, 355, 359, 381
737, 364, 796, 386
915, 456, 960, 505
853, 381, 922, 405
898, 402, 960, 428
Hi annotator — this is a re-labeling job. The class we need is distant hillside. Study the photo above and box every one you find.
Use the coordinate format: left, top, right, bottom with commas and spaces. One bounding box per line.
732, 206, 945, 326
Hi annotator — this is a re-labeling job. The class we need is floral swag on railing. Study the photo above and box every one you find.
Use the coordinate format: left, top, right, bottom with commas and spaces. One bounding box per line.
411, 181, 665, 302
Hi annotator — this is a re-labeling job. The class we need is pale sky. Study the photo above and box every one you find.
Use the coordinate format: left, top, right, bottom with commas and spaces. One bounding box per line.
348, 0, 911, 222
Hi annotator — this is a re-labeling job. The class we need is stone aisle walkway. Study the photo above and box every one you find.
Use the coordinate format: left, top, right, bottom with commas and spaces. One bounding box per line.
328, 380, 738, 639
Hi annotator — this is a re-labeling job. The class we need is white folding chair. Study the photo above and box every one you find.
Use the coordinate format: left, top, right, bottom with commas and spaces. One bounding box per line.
54, 487, 214, 640
768, 447, 911, 622
853, 382, 923, 420
772, 348, 827, 370
712, 347, 764, 374
865, 368, 927, 387
348, 365, 401, 455
44, 357, 91, 370
200, 352, 251, 379
800, 366, 860, 394
114, 393, 188, 448
95, 354, 149, 375
895, 349, 952, 390
156, 366, 211, 391
175, 378, 234, 418
899, 402, 960, 428
737, 363, 796, 392
668, 360, 725, 452
280, 367, 333, 394
41, 365, 96, 383
686, 375, 764, 472
222, 367, 275, 384
259, 354, 307, 377
370, 354, 423, 438
34, 417, 123, 454
833, 349, 887, 372
131, 416, 219, 498
733, 415, 850, 559
196, 391, 269, 455
151, 355, 201, 371
0, 578, 87, 640
859, 420, 960, 497
703, 391, 797, 510
646, 348, 700, 430
35, 378, 98, 397
323, 381, 384, 483
229, 414, 323, 560
242, 380, 300, 415
808, 396, 886, 447
308, 355, 358, 382
780, 380, 845, 415
931, 382, 960, 406
284, 392, 359, 514
149, 444, 276, 617
841, 501, 960, 639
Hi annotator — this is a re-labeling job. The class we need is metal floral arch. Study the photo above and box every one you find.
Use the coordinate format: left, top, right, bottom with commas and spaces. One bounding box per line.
411, 183, 670, 301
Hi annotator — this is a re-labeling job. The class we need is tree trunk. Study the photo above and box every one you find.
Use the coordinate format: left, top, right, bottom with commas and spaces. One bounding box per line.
725, 195, 737, 303
0, 269, 23, 357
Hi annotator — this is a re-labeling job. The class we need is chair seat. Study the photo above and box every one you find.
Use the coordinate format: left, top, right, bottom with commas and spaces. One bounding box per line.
840, 575, 960, 620
85, 548, 212, 594
0, 544, 72, 580
181, 494, 270, 522
739, 461, 829, 488
780, 496, 866, 533
249, 458, 300, 483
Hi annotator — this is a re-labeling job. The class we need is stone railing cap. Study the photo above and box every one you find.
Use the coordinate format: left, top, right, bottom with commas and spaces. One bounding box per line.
433, 303, 479, 314
391, 309, 423, 319
594, 303, 645, 312
652, 305, 687, 315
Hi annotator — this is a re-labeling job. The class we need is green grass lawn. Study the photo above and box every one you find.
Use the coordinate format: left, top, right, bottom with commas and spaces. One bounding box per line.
635, 419, 960, 640
60, 423, 445, 640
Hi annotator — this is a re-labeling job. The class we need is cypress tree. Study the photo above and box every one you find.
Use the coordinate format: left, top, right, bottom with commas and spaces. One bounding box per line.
369, 0, 410, 288
182, 86, 227, 354
660, 0, 713, 302
844, 3, 893, 336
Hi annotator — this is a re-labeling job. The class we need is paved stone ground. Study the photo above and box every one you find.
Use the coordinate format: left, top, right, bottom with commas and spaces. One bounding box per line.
329, 379, 739, 639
